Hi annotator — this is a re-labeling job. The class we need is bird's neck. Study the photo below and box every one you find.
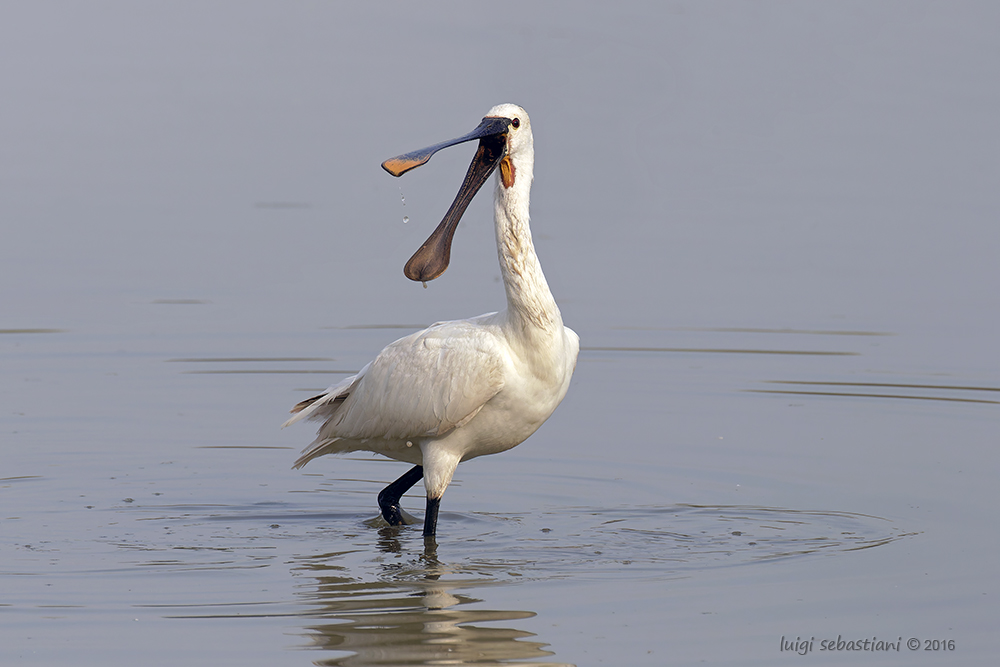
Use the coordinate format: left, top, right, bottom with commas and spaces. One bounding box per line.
493, 167, 562, 336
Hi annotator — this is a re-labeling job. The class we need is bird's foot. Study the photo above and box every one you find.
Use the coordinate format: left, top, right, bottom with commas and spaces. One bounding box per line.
380, 501, 406, 526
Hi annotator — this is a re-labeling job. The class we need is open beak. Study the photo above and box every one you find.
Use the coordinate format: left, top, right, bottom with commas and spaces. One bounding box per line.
382, 116, 511, 282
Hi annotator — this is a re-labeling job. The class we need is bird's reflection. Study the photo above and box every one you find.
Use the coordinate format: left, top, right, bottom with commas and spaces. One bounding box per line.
294, 529, 572, 666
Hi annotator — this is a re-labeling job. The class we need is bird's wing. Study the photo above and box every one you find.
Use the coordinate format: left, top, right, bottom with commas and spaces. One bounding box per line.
281, 365, 368, 428
319, 319, 506, 441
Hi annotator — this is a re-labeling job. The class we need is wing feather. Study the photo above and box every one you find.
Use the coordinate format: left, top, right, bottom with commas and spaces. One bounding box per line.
305, 319, 506, 445
281, 366, 366, 428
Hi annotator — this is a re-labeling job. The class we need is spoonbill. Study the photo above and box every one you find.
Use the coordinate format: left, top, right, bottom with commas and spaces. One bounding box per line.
285, 104, 578, 538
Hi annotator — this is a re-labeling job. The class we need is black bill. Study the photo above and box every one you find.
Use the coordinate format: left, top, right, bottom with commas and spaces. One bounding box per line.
381, 116, 511, 282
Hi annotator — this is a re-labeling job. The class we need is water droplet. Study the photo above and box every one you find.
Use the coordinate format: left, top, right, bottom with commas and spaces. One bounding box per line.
422, 281, 428, 289
400, 192, 406, 205
402, 215, 409, 224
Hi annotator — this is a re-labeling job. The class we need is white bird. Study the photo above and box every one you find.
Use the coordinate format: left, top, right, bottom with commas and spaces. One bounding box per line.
285, 104, 578, 539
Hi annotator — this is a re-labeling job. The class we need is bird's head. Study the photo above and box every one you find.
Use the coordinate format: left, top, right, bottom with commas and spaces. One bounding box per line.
381, 104, 531, 282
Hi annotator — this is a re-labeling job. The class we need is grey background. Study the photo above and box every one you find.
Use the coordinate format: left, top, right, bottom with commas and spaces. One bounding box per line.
3, 2, 997, 665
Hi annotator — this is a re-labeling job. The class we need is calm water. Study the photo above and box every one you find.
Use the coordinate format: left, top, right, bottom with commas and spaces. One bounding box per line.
3, 3, 998, 665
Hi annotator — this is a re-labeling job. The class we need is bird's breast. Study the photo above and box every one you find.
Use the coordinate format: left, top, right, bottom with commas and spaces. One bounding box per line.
454, 329, 577, 461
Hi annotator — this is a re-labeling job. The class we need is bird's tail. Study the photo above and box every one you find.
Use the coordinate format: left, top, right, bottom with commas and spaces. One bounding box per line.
281, 365, 367, 428
292, 436, 348, 469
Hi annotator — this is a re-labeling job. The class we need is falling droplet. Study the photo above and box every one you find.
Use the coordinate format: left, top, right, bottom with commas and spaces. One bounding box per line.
400, 192, 406, 205
403, 215, 409, 224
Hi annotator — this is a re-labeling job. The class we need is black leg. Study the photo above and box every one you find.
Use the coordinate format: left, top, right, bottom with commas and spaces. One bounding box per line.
423, 496, 441, 537
378, 465, 423, 525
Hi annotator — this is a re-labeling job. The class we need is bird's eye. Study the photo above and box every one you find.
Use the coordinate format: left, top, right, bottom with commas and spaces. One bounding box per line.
511, 118, 520, 129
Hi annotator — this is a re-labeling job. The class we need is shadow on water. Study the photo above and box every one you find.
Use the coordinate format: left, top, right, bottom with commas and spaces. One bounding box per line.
285, 505, 913, 665
278, 502, 913, 664
294, 531, 569, 667
104, 500, 913, 665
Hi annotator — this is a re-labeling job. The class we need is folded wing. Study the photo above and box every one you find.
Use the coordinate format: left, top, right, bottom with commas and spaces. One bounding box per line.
290, 319, 506, 467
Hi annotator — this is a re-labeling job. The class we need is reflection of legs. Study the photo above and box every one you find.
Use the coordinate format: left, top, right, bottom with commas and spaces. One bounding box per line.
423, 496, 440, 537
378, 465, 423, 525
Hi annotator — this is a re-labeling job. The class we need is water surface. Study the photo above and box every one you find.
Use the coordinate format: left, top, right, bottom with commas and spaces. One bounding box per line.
3, 2, 998, 665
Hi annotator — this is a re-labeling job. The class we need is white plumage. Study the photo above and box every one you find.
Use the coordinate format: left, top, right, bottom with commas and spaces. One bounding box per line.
285, 104, 578, 538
